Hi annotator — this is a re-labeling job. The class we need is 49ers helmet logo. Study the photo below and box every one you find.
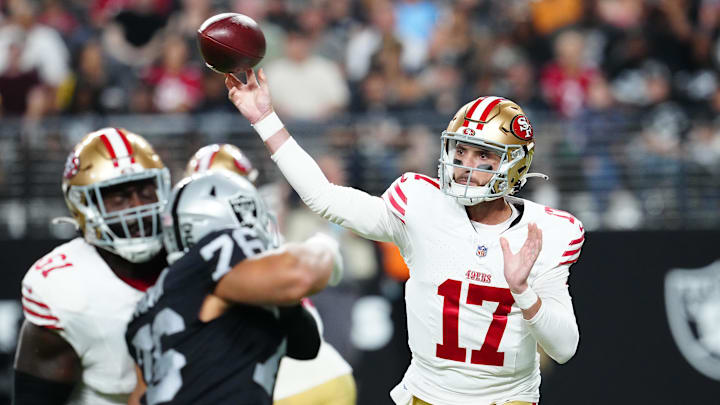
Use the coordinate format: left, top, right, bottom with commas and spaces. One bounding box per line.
63, 153, 80, 179
510, 115, 533, 141
463, 128, 476, 136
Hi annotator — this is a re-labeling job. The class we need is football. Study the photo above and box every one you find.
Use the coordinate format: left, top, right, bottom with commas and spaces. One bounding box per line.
197, 13, 266, 74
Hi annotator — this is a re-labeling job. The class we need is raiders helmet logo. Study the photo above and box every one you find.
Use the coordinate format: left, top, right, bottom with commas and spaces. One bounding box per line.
665, 260, 720, 381
230, 195, 258, 227
63, 153, 80, 179
180, 222, 195, 248
463, 128, 476, 136
510, 115, 533, 141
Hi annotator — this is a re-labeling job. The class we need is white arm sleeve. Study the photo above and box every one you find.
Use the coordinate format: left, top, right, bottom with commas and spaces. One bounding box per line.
525, 265, 579, 364
271, 138, 405, 244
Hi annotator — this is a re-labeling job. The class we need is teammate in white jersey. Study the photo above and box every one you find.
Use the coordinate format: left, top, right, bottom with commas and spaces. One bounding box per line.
225, 69, 585, 405
13, 128, 172, 405
185, 144, 357, 405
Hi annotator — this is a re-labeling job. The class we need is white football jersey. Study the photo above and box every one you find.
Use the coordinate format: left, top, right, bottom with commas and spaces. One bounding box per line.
21, 238, 147, 405
380, 173, 584, 405
273, 298, 352, 400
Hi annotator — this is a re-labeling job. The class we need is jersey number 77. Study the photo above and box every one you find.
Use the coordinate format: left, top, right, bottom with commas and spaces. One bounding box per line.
435, 279, 514, 366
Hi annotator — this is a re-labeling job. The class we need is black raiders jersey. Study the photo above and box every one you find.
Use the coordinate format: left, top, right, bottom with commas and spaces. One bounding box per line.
125, 228, 287, 405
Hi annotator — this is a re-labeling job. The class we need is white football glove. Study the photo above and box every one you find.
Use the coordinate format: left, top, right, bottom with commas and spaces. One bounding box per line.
306, 232, 344, 286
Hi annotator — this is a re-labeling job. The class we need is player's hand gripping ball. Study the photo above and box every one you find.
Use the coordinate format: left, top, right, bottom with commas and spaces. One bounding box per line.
197, 13, 266, 74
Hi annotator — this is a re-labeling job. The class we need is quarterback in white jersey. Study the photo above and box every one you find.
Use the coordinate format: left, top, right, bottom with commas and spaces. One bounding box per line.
14, 128, 171, 405
184, 144, 356, 405
226, 69, 584, 405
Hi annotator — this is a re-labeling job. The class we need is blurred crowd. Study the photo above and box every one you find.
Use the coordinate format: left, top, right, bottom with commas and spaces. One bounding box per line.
1, 0, 720, 231
2, 0, 720, 119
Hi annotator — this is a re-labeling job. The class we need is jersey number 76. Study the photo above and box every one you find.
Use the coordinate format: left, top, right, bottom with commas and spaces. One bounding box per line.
435, 279, 514, 366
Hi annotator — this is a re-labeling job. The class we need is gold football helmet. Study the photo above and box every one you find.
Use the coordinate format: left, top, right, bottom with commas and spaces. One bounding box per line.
62, 128, 171, 262
439, 96, 544, 205
184, 143, 258, 182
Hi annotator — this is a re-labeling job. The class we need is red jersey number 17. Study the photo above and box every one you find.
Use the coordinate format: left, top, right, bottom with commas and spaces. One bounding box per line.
435, 279, 514, 366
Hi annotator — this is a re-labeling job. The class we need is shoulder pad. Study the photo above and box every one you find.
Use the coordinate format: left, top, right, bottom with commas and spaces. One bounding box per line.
21, 238, 96, 317
540, 205, 585, 267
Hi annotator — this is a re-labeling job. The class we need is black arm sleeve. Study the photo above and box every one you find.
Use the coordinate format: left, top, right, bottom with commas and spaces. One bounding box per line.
13, 370, 75, 405
278, 305, 321, 360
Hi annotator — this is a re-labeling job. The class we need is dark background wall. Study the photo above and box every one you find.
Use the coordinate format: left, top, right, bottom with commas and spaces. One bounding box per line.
0, 232, 718, 404
541, 231, 719, 404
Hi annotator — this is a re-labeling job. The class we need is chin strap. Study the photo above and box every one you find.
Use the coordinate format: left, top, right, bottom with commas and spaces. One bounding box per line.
51, 216, 79, 228
517, 172, 549, 190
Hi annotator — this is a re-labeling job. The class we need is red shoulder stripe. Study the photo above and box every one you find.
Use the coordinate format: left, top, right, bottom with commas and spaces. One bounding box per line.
23, 306, 59, 321
22, 294, 49, 309
569, 233, 585, 246
394, 184, 407, 204
562, 247, 582, 257
388, 192, 406, 216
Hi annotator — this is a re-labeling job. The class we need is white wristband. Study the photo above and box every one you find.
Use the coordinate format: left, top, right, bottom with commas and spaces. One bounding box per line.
252, 111, 284, 142
511, 287, 539, 310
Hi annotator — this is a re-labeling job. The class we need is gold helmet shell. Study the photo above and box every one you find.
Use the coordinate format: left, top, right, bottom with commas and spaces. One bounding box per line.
439, 96, 537, 205
62, 128, 171, 262
184, 144, 258, 183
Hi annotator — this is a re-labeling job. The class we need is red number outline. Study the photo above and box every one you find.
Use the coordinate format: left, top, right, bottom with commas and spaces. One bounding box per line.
33, 254, 73, 278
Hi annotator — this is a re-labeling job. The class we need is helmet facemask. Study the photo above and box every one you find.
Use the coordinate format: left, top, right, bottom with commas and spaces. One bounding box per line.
439, 132, 532, 205
65, 168, 171, 263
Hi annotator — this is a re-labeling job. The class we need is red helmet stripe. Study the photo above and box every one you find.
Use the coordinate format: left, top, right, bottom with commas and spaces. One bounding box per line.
207, 150, 219, 168
99, 134, 119, 167
196, 145, 220, 172
104, 131, 131, 158
233, 158, 250, 175
462, 97, 486, 127
115, 128, 136, 163
475, 97, 504, 129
